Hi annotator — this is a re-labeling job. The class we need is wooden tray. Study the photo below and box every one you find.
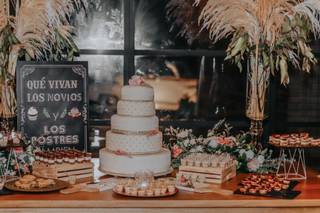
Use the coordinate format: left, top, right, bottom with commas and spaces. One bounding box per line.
177, 163, 236, 184
32, 161, 94, 184
113, 188, 178, 198
5, 179, 69, 193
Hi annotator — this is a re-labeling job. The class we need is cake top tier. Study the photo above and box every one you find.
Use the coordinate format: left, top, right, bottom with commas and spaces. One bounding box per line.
121, 75, 154, 101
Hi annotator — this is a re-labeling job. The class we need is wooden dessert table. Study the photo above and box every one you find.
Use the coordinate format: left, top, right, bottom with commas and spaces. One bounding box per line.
1, 160, 320, 213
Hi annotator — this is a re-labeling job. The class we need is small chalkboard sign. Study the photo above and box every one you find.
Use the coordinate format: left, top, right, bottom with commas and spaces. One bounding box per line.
16, 62, 88, 151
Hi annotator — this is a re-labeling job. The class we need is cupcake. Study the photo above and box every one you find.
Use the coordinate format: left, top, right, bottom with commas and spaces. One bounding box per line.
124, 186, 132, 194
168, 185, 176, 193
130, 187, 138, 196
154, 188, 161, 196
160, 187, 168, 195
259, 189, 267, 195
146, 189, 154, 196
115, 185, 124, 193
138, 189, 146, 196
202, 161, 210, 168
181, 158, 187, 166
27, 107, 38, 121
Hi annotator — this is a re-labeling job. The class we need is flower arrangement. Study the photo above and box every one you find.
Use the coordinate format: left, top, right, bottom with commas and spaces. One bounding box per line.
168, 0, 320, 141
194, 0, 320, 128
0, 138, 36, 177
163, 119, 274, 173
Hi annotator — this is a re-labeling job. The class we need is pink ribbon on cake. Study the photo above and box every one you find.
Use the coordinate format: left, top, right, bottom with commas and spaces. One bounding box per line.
114, 150, 133, 158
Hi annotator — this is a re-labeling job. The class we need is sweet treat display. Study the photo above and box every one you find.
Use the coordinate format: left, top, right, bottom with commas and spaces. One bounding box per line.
235, 174, 300, 198
176, 153, 236, 184
269, 133, 320, 147
14, 175, 55, 190
180, 153, 235, 169
32, 149, 94, 184
99, 75, 171, 177
34, 149, 92, 164
113, 177, 177, 197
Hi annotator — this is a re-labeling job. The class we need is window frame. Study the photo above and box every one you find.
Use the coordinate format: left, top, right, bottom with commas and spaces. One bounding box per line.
83, 0, 320, 133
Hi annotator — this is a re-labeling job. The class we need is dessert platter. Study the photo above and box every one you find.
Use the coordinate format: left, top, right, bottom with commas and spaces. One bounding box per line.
113, 177, 178, 198
5, 175, 69, 193
176, 153, 236, 184
234, 174, 300, 199
99, 76, 172, 177
32, 149, 93, 184
269, 133, 320, 148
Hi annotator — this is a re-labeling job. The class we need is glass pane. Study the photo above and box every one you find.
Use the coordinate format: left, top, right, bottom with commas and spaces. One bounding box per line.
73, 0, 124, 49
276, 59, 320, 125
77, 55, 123, 119
134, 0, 214, 50
134, 56, 246, 120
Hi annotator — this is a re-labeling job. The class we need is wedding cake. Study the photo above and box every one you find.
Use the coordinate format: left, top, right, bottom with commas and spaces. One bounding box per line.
99, 76, 172, 177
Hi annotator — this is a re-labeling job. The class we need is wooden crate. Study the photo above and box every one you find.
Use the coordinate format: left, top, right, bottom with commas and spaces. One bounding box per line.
177, 163, 236, 184
32, 161, 94, 184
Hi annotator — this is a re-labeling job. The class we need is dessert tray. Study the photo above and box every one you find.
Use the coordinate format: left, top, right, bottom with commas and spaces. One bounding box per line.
234, 174, 300, 199
177, 153, 236, 184
269, 133, 320, 148
5, 175, 69, 193
113, 187, 178, 198
99, 167, 173, 178
112, 177, 178, 198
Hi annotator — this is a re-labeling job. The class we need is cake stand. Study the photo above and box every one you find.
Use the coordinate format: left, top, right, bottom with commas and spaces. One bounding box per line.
99, 167, 173, 178
275, 147, 307, 180
0, 143, 23, 183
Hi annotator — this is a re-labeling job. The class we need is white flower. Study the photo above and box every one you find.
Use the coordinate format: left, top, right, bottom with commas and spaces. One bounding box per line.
247, 158, 261, 172
207, 137, 219, 148
190, 139, 197, 145
177, 130, 189, 139
183, 139, 190, 147
257, 155, 265, 164
239, 149, 246, 156
196, 145, 204, 152
228, 136, 236, 143
190, 145, 204, 153
245, 150, 255, 160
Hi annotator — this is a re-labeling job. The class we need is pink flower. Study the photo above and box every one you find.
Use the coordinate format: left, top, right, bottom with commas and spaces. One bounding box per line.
247, 158, 261, 172
129, 75, 145, 86
172, 145, 183, 158
217, 136, 235, 147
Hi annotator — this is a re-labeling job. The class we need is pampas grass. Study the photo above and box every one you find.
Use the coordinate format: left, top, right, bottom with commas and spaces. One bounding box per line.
0, 0, 86, 118
192, 0, 320, 121
194, 0, 320, 84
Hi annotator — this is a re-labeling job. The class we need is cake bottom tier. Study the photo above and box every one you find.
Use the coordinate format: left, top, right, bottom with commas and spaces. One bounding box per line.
99, 148, 172, 177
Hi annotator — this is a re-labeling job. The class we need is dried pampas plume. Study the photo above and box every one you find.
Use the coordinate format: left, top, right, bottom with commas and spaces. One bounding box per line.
194, 0, 320, 85
0, 0, 87, 118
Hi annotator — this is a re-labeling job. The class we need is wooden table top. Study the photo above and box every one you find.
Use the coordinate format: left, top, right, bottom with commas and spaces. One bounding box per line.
0, 160, 320, 209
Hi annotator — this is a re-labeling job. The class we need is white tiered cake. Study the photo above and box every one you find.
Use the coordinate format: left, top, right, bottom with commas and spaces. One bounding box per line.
99, 76, 171, 177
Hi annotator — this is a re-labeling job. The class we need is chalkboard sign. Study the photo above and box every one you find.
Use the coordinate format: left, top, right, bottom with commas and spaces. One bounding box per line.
16, 62, 88, 151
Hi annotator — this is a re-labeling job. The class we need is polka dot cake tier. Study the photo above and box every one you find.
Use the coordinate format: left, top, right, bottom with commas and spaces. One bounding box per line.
99, 75, 172, 177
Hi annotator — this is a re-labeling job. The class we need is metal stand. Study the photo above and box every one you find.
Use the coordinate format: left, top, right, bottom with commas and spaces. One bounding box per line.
276, 148, 307, 180
3, 147, 22, 182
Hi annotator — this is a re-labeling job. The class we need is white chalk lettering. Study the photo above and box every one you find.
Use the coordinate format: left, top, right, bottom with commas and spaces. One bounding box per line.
26, 77, 46, 90
48, 80, 78, 89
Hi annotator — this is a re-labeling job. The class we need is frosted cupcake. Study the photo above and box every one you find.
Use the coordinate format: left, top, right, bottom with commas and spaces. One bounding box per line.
28, 107, 38, 121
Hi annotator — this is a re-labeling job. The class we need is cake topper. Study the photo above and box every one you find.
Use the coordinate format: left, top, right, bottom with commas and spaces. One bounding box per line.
129, 75, 145, 86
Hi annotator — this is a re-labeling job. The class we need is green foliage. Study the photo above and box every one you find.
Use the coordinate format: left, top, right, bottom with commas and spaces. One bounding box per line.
163, 119, 275, 173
